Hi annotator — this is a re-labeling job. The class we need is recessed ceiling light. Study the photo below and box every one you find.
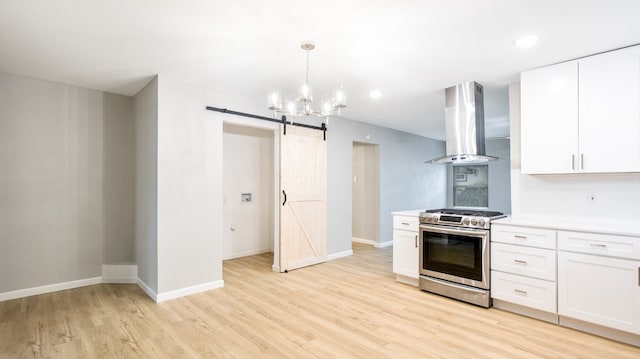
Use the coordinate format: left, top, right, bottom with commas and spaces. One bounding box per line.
515, 34, 538, 48
369, 90, 382, 99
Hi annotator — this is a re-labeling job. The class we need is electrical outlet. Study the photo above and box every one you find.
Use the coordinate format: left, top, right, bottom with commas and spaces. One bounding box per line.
588, 192, 597, 204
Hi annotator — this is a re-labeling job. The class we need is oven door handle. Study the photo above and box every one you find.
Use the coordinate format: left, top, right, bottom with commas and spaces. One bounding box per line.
419, 224, 488, 236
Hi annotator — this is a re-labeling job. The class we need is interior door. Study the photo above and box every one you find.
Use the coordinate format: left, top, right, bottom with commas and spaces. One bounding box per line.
279, 125, 327, 272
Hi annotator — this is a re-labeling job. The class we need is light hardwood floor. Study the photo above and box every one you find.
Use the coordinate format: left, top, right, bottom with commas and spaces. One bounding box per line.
1, 243, 639, 358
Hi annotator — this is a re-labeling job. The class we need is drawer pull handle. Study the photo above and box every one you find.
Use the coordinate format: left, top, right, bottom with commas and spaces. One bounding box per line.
401, 222, 411, 226
590, 243, 607, 248
514, 259, 528, 265
514, 289, 528, 295
514, 235, 527, 240
415, 235, 418, 248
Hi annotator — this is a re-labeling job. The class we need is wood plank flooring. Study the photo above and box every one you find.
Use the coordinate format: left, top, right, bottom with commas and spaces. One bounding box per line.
1, 243, 640, 358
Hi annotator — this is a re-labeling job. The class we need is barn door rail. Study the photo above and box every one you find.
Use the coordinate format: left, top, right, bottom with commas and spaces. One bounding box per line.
206, 106, 327, 140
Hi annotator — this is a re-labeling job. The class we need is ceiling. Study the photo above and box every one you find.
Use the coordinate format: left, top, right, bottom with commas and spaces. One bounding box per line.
1, 1, 639, 140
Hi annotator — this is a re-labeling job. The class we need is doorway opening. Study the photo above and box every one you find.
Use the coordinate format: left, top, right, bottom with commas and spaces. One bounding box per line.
351, 142, 380, 248
222, 123, 277, 269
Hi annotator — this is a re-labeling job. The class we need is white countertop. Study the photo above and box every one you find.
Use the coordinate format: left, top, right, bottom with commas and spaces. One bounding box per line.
391, 209, 423, 217
493, 215, 640, 238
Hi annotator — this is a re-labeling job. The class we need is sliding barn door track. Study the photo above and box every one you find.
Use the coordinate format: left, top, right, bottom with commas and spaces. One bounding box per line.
206, 106, 327, 141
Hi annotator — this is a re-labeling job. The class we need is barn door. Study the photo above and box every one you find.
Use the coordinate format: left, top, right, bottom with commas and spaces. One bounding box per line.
279, 125, 327, 272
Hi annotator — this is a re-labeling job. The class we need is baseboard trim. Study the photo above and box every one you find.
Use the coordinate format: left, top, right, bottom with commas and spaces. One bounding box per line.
492, 299, 559, 324
223, 249, 272, 261
102, 264, 138, 284
375, 240, 393, 248
560, 316, 640, 347
136, 278, 158, 302
352, 237, 374, 245
328, 249, 353, 261
0, 272, 224, 304
156, 280, 225, 303
352, 238, 392, 248
0, 277, 102, 302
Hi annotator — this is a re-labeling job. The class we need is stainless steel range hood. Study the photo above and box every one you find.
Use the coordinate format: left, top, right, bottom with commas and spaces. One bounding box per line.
428, 81, 498, 164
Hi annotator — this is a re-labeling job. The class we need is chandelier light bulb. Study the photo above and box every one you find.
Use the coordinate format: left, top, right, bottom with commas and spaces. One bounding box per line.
333, 86, 347, 109
301, 82, 311, 100
267, 90, 282, 111
322, 100, 332, 115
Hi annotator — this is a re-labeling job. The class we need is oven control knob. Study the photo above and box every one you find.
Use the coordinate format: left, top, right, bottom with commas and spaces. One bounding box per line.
462, 218, 470, 225
470, 218, 478, 226
478, 219, 485, 227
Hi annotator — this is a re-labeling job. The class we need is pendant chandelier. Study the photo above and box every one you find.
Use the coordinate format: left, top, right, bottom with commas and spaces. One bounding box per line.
267, 42, 346, 123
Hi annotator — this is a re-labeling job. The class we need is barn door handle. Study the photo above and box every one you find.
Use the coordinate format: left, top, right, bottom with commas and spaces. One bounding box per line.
282, 190, 287, 206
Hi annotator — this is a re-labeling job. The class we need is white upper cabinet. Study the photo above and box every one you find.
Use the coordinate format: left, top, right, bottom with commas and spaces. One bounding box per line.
578, 46, 640, 173
521, 45, 640, 174
521, 61, 579, 174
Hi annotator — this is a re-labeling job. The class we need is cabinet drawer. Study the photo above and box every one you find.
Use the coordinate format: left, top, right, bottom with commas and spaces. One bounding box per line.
491, 224, 556, 249
558, 231, 640, 260
491, 243, 556, 281
491, 271, 557, 313
393, 215, 419, 232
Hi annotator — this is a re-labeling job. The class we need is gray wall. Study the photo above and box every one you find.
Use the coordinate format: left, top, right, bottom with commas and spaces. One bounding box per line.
328, 118, 447, 252
446, 138, 512, 215
103, 94, 135, 263
133, 77, 158, 293
0, 72, 134, 293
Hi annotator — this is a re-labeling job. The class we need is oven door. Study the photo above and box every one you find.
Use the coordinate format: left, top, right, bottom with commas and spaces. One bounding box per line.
419, 224, 490, 289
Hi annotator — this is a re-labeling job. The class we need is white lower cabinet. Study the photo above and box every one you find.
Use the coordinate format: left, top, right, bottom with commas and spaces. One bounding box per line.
392, 213, 420, 286
558, 250, 640, 334
392, 229, 419, 280
492, 223, 640, 343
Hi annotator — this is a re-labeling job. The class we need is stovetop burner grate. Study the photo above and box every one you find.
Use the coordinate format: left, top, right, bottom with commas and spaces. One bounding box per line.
423, 208, 504, 217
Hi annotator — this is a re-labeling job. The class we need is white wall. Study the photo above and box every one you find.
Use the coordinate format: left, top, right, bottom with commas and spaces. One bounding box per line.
156, 77, 222, 295
352, 143, 380, 242
133, 77, 158, 293
0, 72, 134, 293
223, 124, 274, 260
509, 82, 640, 221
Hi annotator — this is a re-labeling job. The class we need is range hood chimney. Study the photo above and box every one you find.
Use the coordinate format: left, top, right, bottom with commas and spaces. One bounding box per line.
428, 81, 497, 164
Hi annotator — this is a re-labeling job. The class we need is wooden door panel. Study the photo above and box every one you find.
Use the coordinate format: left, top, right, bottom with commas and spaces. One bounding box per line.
279, 125, 327, 272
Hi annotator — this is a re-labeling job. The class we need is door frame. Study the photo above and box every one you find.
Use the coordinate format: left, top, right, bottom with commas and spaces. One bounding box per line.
221, 116, 281, 271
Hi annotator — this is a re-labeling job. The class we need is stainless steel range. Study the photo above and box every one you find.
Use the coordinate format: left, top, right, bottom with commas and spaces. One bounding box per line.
418, 208, 505, 307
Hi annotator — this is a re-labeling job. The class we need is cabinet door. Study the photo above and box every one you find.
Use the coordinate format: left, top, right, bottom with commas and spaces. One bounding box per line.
558, 251, 640, 334
521, 61, 579, 174
579, 45, 640, 173
392, 229, 419, 279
